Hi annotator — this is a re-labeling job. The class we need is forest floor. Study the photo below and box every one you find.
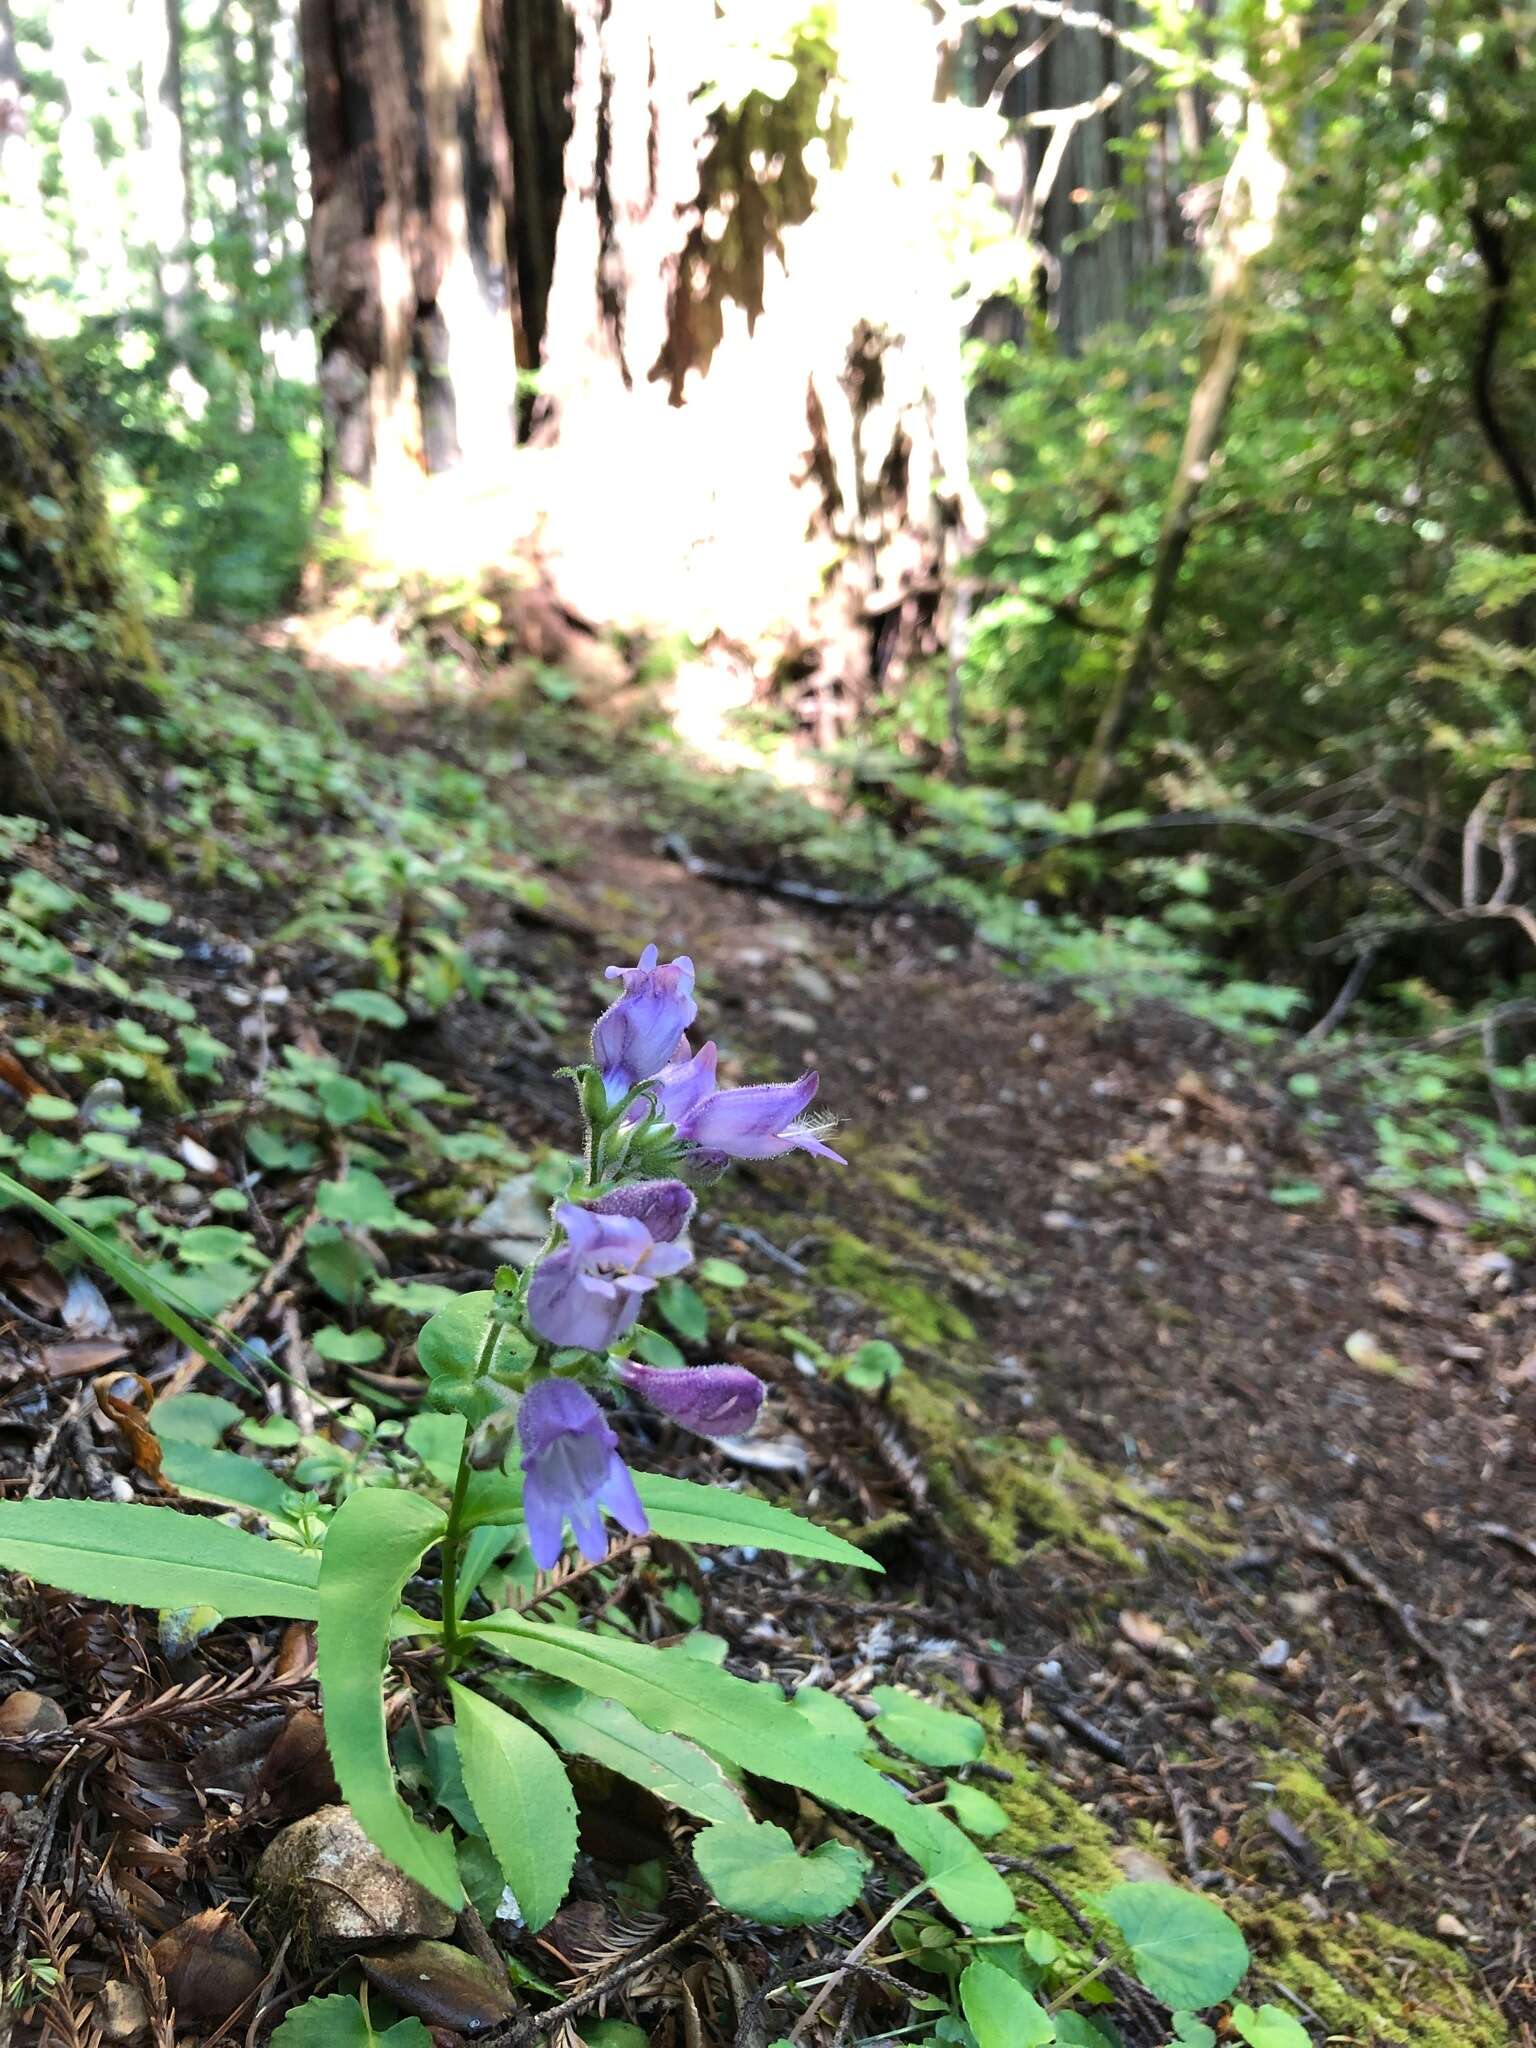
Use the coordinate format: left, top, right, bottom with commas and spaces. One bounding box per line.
1, 627, 1533, 2046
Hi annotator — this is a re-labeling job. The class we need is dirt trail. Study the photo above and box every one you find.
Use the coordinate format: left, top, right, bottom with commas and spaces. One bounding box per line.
488, 798, 1536, 2041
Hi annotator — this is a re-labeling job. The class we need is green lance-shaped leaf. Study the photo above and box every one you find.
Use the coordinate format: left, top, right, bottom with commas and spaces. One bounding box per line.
867, 1685, 985, 1767
317, 1489, 461, 1907
1097, 1881, 1250, 2010
458, 1468, 883, 1573
448, 1682, 578, 1932
959, 1958, 1056, 2047
0, 1500, 319, 1617
692, 1819, 868, 1926
0, 1169, 253, 1388
468, 1613, 1013, 1928
494, 1674, 750, 1826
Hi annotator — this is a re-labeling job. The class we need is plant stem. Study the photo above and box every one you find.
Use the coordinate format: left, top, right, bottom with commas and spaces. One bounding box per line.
439, 1312, 506, 1672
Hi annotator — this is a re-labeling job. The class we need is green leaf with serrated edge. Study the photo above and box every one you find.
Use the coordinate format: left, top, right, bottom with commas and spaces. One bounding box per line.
693, 1820, 867, 1926
1230, 2004, 1309, 2048
467, 1614, 1013, 1928
157, 1442, 304, 1521
494, 1674, 750, 1824
150, 1393, 242, 1445
959, 1958, 1056, 2046
0, 1170, 254, 1388
945, 1780, 1011, 1838
0, 1501, 319, 1616
1097, 1883, 1249, 2010
869, 1687, 985, 1767
450, 1682, 577, 1931
270, 1992, 431, 2046
317, 1490, 460, 1907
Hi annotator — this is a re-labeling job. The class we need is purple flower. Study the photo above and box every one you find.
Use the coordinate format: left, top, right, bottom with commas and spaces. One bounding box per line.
632, 1039, 719, 1127
618, 1360, 766, 1437
527, 1201, 692, 1353
518, 1380, 647, 1568
592, 944, 697, 1102
674, 1064, 845, 1164
588, 1179, 694, 1243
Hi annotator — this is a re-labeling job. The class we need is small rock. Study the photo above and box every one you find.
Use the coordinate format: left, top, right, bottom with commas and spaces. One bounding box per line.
258, 1805, 456, 1953
150, 1907, 262, 2028
94, 1981, 151, 2045
1113, 1846, 1176, 1884
1117, 1610, 1164, 1654
1435, 1911, 1472, 1941
361, 1941, 518, 2034
1258, 1637, 1291, 1671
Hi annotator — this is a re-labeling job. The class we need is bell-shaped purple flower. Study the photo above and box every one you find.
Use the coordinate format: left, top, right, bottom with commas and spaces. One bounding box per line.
527, 1200, 692, 1353
588, 1179, 694, 1243
618, 1360, 766, 1437
518, 1379, 648, 1568
675, 1066, 845, 1164
592, 944, 697, 1102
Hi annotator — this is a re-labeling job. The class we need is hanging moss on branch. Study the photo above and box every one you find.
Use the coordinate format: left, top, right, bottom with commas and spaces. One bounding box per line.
0, 266, 160, 826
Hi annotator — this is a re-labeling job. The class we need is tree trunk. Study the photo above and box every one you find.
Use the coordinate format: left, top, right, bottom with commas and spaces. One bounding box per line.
134, 0, 193, 350
300, 0, 525, 492
1071, 94, 1288, 803
0, 269, 158, 827
299, 0, 975, 720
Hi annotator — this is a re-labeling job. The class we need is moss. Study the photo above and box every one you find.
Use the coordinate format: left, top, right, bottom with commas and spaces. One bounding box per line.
1253, 1756, 1395, 1881
974, 1709, 1125, 1943
0, 266, 160, 828
1239, 1901, 1509, 2047
816, 1227, 977, 1350
889, 1367, 1221, 1571
38, 1023, 186, 1116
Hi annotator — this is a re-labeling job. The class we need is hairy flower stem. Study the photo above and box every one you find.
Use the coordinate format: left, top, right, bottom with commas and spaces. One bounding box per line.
439, 1312, 506, 1673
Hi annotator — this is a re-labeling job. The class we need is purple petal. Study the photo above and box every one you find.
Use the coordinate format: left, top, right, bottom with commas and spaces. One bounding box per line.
590, 1180, 695, 1244
518, 1379, 611, 1457
618, 1361, 766, 1437
592, 950, 699, 1097
638, 1040, 719, 1128
522, 1467, 566, 1570
676, 1071, 820, 1159
596, 1452, 649, 1536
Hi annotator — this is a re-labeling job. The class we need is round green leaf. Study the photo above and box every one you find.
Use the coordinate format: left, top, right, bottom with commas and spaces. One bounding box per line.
946, 1780, 1011, 1837
693, 1820, 868, 1927
1231, 2004, 1310, 2048
868, 1685, 985, 1767
1098, 1881, 1249, 2010
328, 989, 409, 1029
24, 1094, 76, 1122
418, 1291, 496, 1380
311, 1325, 386, 1364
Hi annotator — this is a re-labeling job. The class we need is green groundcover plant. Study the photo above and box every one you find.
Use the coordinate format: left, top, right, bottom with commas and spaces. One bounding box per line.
0, 943, 1274, 2041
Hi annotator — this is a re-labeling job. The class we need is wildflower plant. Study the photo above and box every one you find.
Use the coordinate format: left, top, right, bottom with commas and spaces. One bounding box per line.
0, 943, 1012, 1936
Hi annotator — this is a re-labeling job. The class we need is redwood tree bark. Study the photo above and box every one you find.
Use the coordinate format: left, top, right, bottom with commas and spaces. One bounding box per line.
299, 0, 975, 722
300, 0, 531, 488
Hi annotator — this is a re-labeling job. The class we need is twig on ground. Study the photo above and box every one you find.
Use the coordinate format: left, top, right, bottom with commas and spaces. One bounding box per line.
490, 1911, 720, 2045
1478, 1521, 1536, 1565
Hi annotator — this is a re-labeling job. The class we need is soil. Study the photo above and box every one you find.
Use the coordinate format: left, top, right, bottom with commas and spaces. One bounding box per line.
2, 663, 1533, 2046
